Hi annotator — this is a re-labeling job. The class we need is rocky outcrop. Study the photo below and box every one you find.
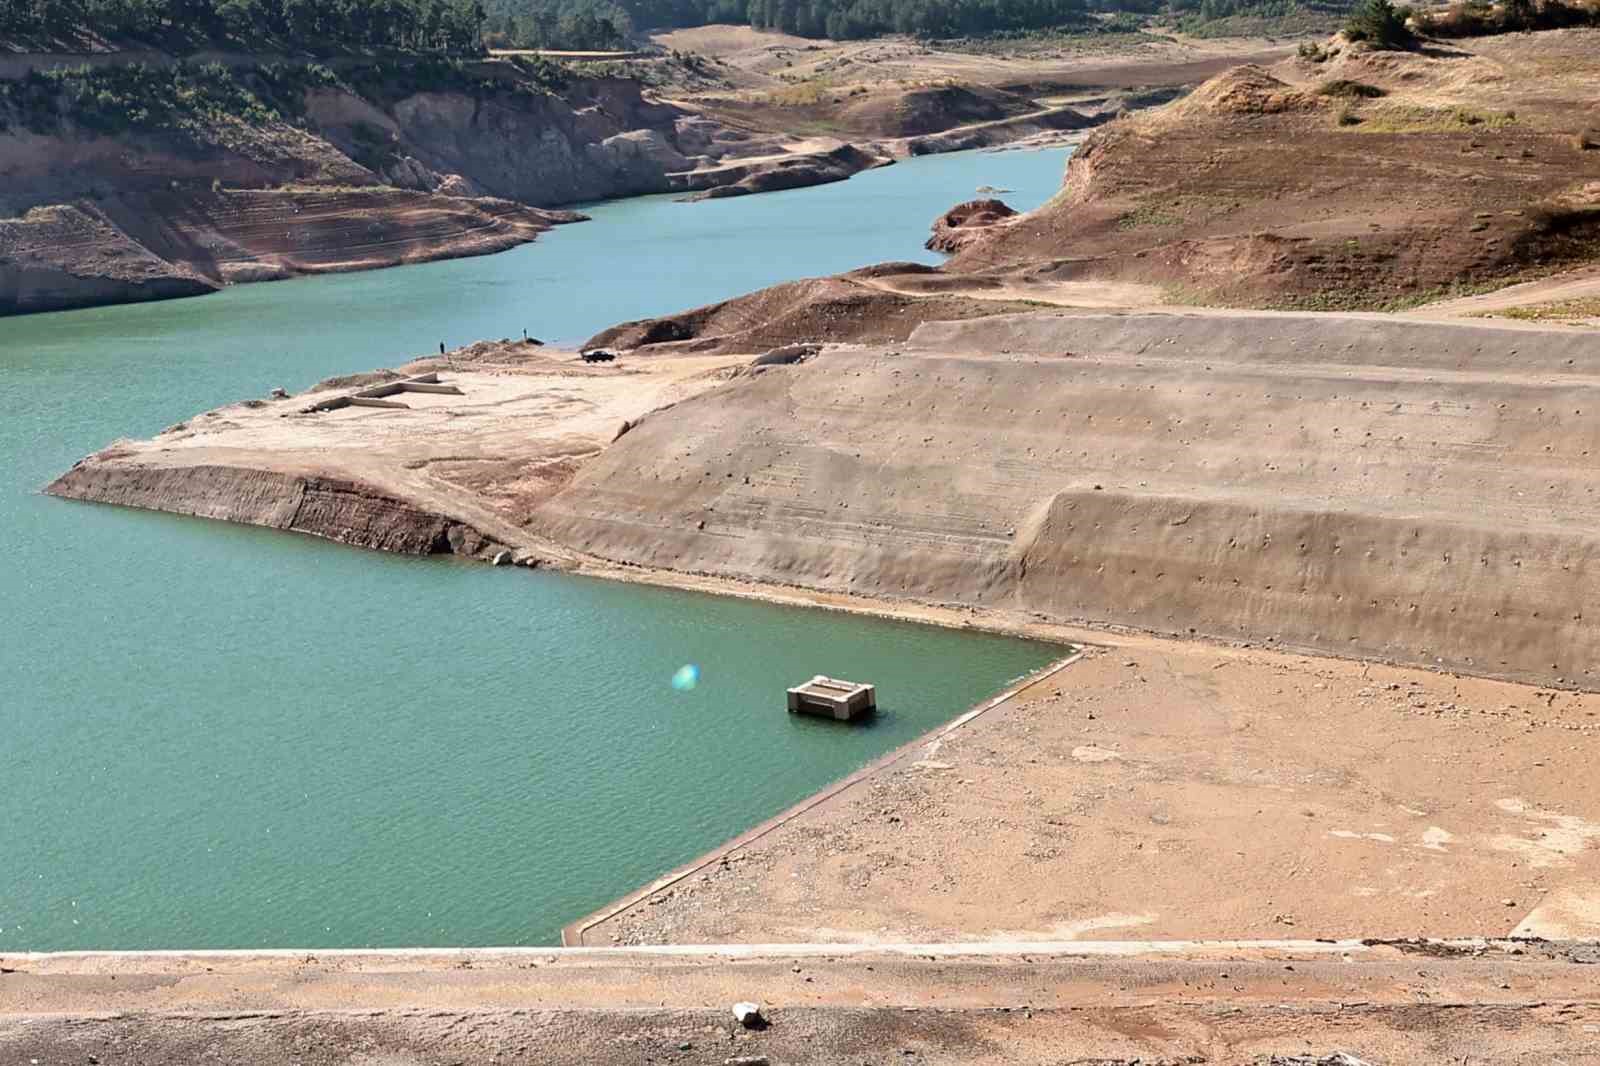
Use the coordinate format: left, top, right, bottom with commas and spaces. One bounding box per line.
0, 65, 823, 316
925, 198, 1018, 254
0, 68, 623, 314
671, 143, 891, 201
48, 460, 502, 556
371, 79, 695, 206
0, 204, 218, 314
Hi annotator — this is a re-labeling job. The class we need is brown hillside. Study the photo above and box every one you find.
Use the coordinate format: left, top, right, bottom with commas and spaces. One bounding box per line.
536, 311, 1600, 689
949, 30, 1600, 310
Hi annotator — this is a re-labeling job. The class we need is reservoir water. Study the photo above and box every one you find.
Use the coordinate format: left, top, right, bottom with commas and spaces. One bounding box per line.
3, 147, 1070, 949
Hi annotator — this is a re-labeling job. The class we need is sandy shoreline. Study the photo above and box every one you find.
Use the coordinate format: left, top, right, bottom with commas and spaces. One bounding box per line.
559, 648, 1085, 947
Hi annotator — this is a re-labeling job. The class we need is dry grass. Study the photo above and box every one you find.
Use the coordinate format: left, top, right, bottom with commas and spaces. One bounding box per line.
1317, 78, 1385, 99
1346, 104, 1519, 134
765, 78, 838, 106
1481, 295, 1600, 321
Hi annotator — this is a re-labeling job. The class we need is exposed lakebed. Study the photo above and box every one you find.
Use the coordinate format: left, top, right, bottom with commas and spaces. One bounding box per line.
3, 147, 1069, 949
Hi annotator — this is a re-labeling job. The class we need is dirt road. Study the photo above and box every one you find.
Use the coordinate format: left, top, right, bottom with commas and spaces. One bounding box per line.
6, 942, 1600, 1063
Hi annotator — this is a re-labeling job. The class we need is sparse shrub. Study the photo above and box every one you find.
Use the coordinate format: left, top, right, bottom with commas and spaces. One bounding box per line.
1297, 40, 1329, 61
1344, 0, 1417, 49
1416, 0, 1600, 37
1576, 129, 1600, 151
1525, 200, 1600, 233
1318, 79, 1386, 98
1337, 106, 1363, 126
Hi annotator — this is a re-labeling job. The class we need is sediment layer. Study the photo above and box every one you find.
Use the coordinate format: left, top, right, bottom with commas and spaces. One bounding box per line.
48, 461, 503, 556
43, 341, 751, 563
47, 310, 1600, 690
534, 311, 1600, 688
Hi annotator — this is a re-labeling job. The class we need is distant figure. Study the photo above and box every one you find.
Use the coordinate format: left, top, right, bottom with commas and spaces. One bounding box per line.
522, 328, 528, 341
439, 342, 445, 355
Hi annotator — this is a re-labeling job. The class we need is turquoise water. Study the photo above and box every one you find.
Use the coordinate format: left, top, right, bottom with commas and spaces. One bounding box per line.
2, 148, 1070, 950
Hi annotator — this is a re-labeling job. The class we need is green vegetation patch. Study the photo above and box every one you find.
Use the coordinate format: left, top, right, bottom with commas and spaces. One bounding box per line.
0, 62, 294, 135
486, 0, 1362, 48
342, 54, 567, 105
0, 56, 569, 137
1317, 79, 1385, 99
1117, 203, 1185, 229
2, 0, 486, 55
935, 18, 1161, 56
1342, 0, 1415, 48
1344, 104, 1518, 133
1170, 0, 1351, 38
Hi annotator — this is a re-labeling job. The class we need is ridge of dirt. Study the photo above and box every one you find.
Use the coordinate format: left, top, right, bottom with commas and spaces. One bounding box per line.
943, 29, 1600, 310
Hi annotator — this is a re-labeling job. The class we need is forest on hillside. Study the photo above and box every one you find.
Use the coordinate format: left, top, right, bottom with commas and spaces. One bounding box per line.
0, 0, 1342, 54
1, 0, 485, 52
482, 0, 1345, 48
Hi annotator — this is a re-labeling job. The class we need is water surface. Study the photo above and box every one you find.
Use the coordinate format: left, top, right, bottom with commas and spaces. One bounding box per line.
2, 147, 1070, 949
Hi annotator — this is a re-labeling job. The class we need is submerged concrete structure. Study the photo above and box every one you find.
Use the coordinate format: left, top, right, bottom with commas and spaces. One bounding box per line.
787, 675, 876, 720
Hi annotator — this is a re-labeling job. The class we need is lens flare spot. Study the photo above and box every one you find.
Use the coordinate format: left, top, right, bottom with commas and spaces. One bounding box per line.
671, 664, 701, 691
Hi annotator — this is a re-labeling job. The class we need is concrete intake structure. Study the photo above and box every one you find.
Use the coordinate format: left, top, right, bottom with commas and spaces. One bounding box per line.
787, 676, 876, 720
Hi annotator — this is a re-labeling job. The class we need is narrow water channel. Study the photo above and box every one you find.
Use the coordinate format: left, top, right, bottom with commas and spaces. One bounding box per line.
2, 147, 1071, 949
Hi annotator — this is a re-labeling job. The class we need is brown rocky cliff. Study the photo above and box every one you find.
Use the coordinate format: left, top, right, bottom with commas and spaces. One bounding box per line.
0, 69, 733, 315
925, 198, 1018, 253
48, 460, 504, 557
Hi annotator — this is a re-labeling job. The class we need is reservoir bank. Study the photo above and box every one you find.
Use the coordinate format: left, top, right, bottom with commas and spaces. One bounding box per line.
4, 147, 1070, 950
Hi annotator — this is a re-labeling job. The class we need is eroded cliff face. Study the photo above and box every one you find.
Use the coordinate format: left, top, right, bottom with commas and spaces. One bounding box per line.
531, 311, 1600, 689
0, 68, 749, 315
48, 461, 505, 556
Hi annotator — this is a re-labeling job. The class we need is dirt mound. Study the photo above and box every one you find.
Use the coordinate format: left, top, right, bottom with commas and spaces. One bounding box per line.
584, 273, 1030, 354
838, 82, 1027, 138
1171, 63, 1317, 117
926, 197, 1018, 253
